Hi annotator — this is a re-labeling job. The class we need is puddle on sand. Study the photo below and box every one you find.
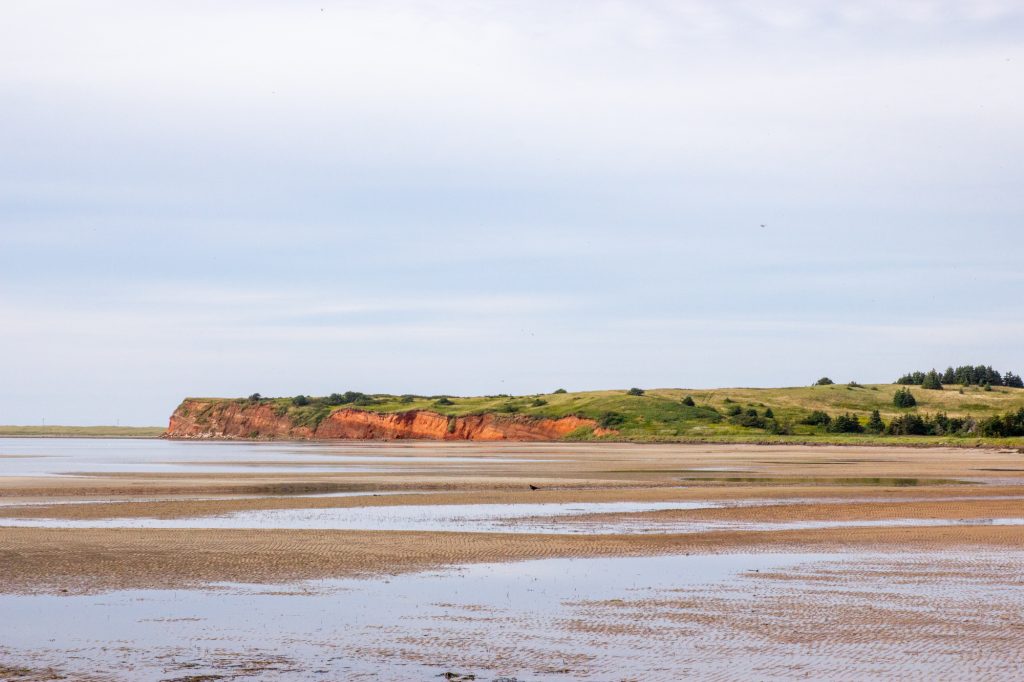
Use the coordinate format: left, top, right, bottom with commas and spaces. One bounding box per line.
3, 497, 1024, 534
2, 551, 1022, 681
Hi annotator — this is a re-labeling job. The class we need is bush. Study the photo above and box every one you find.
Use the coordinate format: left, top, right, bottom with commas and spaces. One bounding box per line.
553, 388, 568, 394
326, 393, 344, 406
893, 387, 917, 408
815, 377, 834, 385
731, 408, 765, 429
530, 398, 547, 407
292, 395, 310, 406
434, 397, 454, 406
598, 411, 626, 428
763, 407, 774, 419
847, 381, 863, 388
399, 394, 415, 403
627, 387, 645, 396
726, 405, 743, 417
681, 396, 696, 407
248, 393, 262, 401
801, 410, 832, 426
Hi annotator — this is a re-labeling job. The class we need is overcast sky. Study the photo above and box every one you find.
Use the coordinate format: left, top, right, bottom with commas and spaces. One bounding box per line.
2, 1, 1023, 425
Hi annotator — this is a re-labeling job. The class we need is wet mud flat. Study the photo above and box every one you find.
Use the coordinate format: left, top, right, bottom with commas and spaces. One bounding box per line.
2, 439, 1024, 679
2, 551, 1022, 681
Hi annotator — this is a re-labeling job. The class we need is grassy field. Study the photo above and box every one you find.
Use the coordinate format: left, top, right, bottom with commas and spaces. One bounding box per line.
0, 425, 166, 438
221, 384, 1024, 447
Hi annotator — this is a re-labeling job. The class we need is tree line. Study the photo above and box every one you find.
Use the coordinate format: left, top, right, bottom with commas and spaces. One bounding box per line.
896, 365, 1023, 389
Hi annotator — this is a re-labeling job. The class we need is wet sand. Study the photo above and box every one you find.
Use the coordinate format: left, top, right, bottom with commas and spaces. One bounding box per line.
1, 440, 1023, 678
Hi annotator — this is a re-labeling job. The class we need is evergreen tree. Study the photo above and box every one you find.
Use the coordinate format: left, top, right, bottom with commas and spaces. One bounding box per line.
764, 407, 774, 418
921, 369, 943, 390
866, 409, 885, 433
1005, 372, 1024, 389
893, 387, 917, 408
681, 396, 696, 406
941, 367, 955, 384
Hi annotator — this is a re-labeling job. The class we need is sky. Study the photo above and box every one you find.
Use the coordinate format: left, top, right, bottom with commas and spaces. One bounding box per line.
2, 1, 1023, 425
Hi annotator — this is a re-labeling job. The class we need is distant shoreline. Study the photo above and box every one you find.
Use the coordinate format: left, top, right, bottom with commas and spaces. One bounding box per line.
0, 426, 166, 439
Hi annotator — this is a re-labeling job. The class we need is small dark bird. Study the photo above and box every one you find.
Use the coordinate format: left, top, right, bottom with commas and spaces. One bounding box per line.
529, 484, 539, 491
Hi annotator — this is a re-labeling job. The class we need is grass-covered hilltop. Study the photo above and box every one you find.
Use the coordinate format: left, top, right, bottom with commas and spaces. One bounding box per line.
175, 366, 1024, 446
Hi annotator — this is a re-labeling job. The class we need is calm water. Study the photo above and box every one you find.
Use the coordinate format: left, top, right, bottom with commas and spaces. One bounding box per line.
2, 551, 1021, 680
0, 438, 554, 476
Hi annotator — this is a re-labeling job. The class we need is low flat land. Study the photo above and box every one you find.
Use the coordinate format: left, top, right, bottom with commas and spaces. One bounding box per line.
1, 440, 1022, 679
0, 425, 165, 438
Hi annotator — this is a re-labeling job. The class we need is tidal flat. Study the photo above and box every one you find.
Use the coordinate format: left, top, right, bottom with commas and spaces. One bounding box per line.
1, 439, 1023, 679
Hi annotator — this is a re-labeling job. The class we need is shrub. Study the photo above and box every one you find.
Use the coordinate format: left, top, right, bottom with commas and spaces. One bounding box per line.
530, 398, 547, 407
291, 395, 310, 406
248, 393, 262, 401
763, 407, 774, 418
326, 393, 344, 406
847, 381, 863, 389
726, 405, 743, 417
598, 411, 626, 428
553, 388, 568, 394
983, 382, 993, 392
627, 387, 645, 396
399, 394, 415, 403
801, 410, 832, 426
681, 396, 696, 407
434, 397, 454, 406
893, 387, 917, 408
815, 377, 834, 385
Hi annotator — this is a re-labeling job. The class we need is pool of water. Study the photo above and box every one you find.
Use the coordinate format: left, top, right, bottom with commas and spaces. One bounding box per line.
0, 438, 553, 476
2, 550, 1021, 680
2, 498, 1022, 534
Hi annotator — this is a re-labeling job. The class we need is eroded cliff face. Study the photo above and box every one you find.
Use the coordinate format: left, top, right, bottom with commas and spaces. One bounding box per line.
166, 399, 614, 441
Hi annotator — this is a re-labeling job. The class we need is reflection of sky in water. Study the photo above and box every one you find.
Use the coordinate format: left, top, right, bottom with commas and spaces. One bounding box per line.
0, 553, 834, 680
0, 438, 552, 476
3, 551, 1020, 681
2, 498, 1022, 534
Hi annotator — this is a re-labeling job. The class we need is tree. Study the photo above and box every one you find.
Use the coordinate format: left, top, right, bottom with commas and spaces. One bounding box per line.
434, 397, 454, 406
247, 393, 262, 401
866, 409, 885, 433
326, 393, 344, 406
627, 387, 645, 396
942, 367, 956, 384
1005, 372, 1024, 389
763, 407, 774, 418
893, 387, 916, 408
815, 377, 834, 385
681, 396, 696, 406
553, 388, 568, 394
829, 413, 863, 433
530, 398, 547, 407
291, 395, 310, 406
921, 369, 943, 390
399, 394, 416, 403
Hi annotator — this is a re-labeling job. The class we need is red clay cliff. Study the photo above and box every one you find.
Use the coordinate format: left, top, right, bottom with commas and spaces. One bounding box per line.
167, 399, 613, 441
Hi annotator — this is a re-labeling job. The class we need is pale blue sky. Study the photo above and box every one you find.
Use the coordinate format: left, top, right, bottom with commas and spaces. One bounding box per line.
2, 1, 1023, 425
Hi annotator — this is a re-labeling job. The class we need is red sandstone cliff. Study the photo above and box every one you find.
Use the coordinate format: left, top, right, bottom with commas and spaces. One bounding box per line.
166, 399, 613, 441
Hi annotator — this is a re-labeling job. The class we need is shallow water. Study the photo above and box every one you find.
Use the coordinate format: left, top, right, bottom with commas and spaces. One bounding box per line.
2, 498, 1022, 534
0, 438, 553, 476
1, 551, 1021, 680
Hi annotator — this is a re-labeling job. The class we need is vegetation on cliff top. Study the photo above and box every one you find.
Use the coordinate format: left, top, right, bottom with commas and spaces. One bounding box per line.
180, 382, 1024, 445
